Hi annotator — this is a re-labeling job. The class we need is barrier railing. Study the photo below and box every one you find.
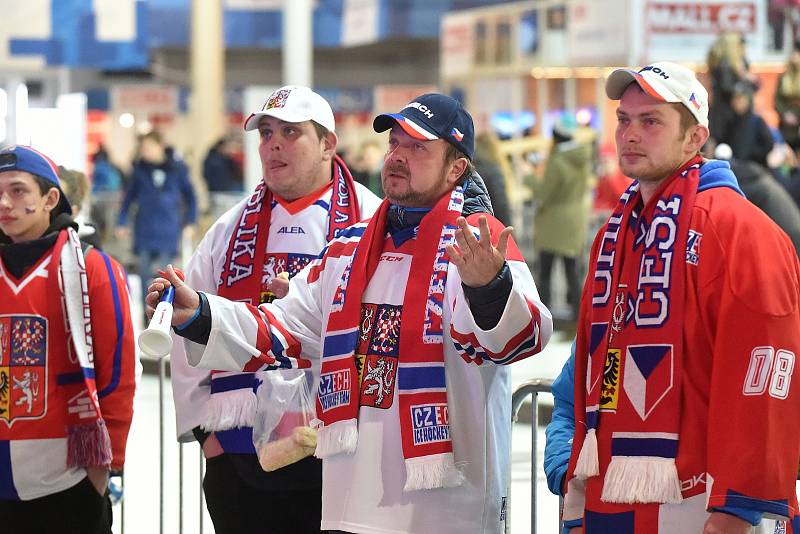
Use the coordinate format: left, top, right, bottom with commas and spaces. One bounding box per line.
116, 356, 206, 534
118, 366, 556, 533
511, 378, 556, 534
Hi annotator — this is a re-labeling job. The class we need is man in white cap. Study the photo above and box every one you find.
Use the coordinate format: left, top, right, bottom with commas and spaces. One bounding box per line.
552, 62, 800, 533
169, 86, 381, 534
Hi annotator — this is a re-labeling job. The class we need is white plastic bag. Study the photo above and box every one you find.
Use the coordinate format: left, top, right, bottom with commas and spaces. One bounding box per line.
252, 369, 319, 472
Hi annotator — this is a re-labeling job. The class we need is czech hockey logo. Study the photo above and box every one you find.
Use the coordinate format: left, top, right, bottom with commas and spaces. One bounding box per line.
411, 403, 450, 445
265, 88, 291, 110
358, 304, 401, 408
318, 369, 351, 412
0, 316, 47, 425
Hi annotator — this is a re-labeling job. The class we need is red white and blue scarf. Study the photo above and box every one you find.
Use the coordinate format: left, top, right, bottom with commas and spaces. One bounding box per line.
53, 228, 113, 468
204, 156, 361, 433
315, 187, 465, 491
568, 156, 701, 505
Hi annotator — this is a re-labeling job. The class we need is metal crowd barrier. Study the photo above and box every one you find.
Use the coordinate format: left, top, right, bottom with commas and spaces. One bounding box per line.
117, 365, 555, 533
160, 356, 206, 534
511, 378, 557, 534
116, 356, 206, 534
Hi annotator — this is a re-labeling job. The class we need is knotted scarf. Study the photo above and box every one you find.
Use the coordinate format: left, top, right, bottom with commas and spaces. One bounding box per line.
315, 187, 465, 491
53, 228, 113, 468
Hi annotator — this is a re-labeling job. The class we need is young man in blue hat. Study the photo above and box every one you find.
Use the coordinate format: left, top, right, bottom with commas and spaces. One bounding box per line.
148, 93, 553, 533
0, 146, 136, 534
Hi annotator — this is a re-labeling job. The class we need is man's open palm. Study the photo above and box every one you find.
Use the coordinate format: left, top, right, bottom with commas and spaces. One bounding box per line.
446, 215, 512, 287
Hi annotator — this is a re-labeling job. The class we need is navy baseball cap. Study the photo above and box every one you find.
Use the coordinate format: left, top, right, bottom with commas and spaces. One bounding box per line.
0, 145, 72, 215
373, 93, 475, 160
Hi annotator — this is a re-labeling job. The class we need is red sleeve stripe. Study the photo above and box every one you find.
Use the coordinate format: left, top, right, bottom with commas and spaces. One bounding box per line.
307, 240, 359, 284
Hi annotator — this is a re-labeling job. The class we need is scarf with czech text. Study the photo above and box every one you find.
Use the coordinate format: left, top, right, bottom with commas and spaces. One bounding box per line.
203, 155, 362, 433
314, 187, 465, 491
566, 156, 702, 507
52, 228, 113, 468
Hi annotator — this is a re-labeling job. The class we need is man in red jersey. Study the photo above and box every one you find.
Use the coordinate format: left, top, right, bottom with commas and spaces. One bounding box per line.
559, 62, 800, 534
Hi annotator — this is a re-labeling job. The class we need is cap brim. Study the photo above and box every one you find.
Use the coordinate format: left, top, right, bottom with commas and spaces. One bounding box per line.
605, 69, 680, 103
243, 108, 315, 131
372, 113, 438, 141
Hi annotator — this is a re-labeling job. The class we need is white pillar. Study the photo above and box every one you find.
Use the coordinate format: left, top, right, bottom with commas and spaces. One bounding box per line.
283, 0, 313, 87
190, 0, 226, 210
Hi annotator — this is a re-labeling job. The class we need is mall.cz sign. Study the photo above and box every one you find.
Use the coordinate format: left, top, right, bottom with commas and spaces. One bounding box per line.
646, 2, 756, 34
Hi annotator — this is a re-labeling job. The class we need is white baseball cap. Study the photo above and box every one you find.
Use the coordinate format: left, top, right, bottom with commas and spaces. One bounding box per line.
243, 85, 336, 133
605, 62, 709, 127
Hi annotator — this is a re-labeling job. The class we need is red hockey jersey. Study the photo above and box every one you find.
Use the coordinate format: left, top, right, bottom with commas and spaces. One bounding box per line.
564, 168, 800, 532
0, 244, 135, 501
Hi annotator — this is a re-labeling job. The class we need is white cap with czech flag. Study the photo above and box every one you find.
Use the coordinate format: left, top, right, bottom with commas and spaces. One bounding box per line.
244, 85, 336, 133
605, 62, 709, 128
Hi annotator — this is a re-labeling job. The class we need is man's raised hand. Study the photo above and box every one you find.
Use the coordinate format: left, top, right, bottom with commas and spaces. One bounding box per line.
446, 215, 513, 288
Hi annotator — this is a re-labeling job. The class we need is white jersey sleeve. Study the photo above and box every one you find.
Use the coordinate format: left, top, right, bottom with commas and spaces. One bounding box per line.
169, 199, 244, 439
186, 247, 330, 372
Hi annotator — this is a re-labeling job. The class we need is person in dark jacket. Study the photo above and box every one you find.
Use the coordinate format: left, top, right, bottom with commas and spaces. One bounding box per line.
473, 133, 513, 226
202, 136, 242, 193
116, 130, 197, 283
715, 144, 800, 256
715, 82, 774, 166
776, 40, 800, 151
707, 31, 758, 140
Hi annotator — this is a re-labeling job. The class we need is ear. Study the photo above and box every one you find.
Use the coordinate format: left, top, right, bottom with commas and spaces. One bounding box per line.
321, 131, 338, 162
446, 157, 468, 186
43, 187, 61, 213
685, 124, 710, 155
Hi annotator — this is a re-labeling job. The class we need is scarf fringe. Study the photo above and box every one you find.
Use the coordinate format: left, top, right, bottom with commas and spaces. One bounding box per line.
574, 428, 599, 479
202, 389, 257, 431
403, 453, 464, 491
315, 419, 358, 458
600, 456, 683, 504
67, 419, 113, 468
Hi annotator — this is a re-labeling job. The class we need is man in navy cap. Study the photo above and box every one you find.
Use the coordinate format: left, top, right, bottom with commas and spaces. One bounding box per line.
0, 146, 136, 534
147, 94, 553, 533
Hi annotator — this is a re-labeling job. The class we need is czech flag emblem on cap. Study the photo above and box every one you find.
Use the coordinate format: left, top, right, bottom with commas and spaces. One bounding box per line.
451, 127, 464, 141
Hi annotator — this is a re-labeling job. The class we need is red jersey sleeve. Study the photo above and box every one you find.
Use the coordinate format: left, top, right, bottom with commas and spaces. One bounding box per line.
700, 202, 800, 520
85, 248, 136, 470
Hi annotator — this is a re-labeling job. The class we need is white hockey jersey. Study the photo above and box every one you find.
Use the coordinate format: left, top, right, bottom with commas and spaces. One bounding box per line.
170, 182, 381, 440
184, 210, 554, 534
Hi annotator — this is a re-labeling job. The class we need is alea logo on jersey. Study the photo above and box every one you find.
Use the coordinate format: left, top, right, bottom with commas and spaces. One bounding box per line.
411, 403, 450, 446
277, 226, 306, 234
0, 316, 47, 425
318, 369, 351, 412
